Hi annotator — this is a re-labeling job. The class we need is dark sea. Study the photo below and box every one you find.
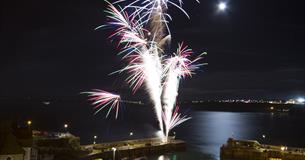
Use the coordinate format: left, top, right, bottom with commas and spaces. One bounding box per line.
1, 99, 305, 160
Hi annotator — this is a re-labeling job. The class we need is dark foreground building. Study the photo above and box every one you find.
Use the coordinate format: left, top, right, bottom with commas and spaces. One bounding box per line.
0, 121, 82, 160
221, 138, 305, 160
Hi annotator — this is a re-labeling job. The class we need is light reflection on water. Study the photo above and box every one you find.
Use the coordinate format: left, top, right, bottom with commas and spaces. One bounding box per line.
157, 155, 173, 160
148, 111, 305, 160
184, 112, 248, 155
148, 151, 214, 160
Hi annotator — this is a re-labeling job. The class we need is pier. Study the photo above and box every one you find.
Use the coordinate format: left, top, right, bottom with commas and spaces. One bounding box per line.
221, 138, 305, 160
81, 137, 186, 160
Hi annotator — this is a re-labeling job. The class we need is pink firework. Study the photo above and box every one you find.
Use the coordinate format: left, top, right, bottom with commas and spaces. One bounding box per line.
98, 1, 148, 57
164, 42, 205, 78
120, 54, 146, 92
85, 89, 121, 119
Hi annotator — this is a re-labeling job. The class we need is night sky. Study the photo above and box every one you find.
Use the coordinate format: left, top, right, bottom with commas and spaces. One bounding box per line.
1, 0, 304, 100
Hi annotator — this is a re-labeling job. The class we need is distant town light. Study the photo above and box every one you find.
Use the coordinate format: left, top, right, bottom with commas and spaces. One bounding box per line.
93, 136, 97, 144
27, 120, 32, 126
112, 147, 117, 160
297, 97, 305, 103
64, 124, 68, 128
280, 146, 287, 151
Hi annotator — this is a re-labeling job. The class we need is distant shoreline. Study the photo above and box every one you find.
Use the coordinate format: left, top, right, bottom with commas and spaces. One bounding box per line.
186, 102, 305, 114
0, 98, 304, 116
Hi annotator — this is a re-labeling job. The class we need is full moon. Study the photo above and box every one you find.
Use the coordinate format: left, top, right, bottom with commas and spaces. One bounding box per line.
218, 2, 227, 11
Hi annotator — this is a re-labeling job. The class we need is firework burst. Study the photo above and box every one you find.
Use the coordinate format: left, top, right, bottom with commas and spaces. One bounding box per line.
85, 0, 205, 141
84, 90, 121, 119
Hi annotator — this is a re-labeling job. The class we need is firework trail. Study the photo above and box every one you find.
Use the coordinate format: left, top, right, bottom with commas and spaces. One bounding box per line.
141, 47, 164, 132
162, 106, 191, 131
162, 43, 204, 138
86, 0, 205, 141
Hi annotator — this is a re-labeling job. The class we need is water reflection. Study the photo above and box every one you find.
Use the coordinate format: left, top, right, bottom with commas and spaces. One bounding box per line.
175, 112, 250, 158
173, 111, 305, 160
157, 155, 171, 160
148, 151, 215, 160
